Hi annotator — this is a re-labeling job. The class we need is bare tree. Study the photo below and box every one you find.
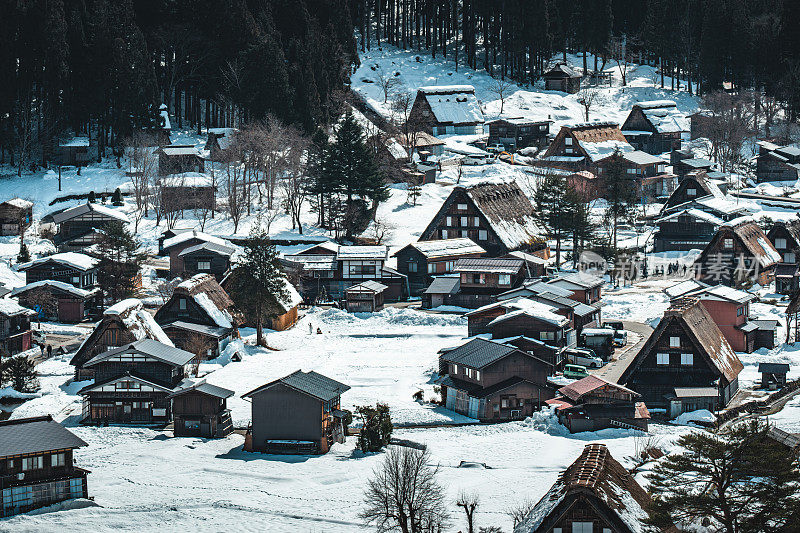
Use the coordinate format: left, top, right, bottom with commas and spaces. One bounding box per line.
506, 498, 536, 529
193, 201, 213, 232
126, 132, 157, 232
360, 447, 450, 533
375, 67, 402, 103
369, 216, 394, 245
577, 88, 598, 122
223, 140, 247, 233
14, 100, 35, 177
184, 333, 213, 374
391, 91, 423, 159
23, 289, 58, 325
456, 492, 480, 533
702, 91, 754, 173
488, 77, 513, 115
609, 35, 630, 86
155, 278, 180, 305
279, 128, 311, 233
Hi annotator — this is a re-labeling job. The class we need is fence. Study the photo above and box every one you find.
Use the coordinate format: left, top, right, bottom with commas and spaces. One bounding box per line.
715, 378, 800, 429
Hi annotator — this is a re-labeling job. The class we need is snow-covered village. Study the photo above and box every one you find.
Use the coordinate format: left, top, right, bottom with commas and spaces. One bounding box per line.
1, 1, 800, 532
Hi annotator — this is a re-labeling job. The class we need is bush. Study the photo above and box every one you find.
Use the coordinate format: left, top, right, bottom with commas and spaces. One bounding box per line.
1, 356, 39, 392
16, 242, 30, 263
412, 390, 424, 402
355, 403, 392, 452
87, 190, 97, 203
111, 188, 123, 206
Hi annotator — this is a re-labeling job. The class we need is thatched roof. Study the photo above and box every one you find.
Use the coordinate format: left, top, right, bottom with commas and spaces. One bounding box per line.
464, 181, 542, 250
174, 273, 234, 310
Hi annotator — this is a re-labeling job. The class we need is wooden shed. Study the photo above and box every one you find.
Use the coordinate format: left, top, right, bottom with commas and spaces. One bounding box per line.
11, 281, 100, 323
0, 198, 33, 236
759, 362, 790, 390
156, 145, 205, 176
345, 281, 388, 313
543, 63, 581, 93
168, 381, 234, 438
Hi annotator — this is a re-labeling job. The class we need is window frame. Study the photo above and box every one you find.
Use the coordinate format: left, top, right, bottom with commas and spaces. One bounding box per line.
656, 352, 670, 365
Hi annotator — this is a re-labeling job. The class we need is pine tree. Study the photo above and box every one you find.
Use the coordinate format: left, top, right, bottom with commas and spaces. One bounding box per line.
111, 187, 123, 206
95, 221, 146, 304
603, 149, 638, 251
534, 171, 570, 267
226, 220, 289, 347
1, 356, 38, 392
16, 242, 30, 264
563, 185, 594, 266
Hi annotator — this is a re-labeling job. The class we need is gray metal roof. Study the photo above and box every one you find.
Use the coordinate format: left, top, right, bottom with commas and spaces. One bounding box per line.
168, 381, 235, 399
84, 338, 196, 367
673, 387, 719, 398
345, 281, 388, 293
758, 362, 790, 374
243, 370, 350, 402
454, 258, 524, 274
178, 241, 237, 257
0, 415, 87, 458
162, 320, 231, 338
424, 276, 460, 295
440, 338, 518, 369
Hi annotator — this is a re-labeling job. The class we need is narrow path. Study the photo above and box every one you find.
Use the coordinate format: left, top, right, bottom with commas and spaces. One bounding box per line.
591, 320, 653, 384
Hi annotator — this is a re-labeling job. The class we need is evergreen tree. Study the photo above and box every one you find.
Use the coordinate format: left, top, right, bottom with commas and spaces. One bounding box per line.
1, 356, 39, 392
111, 187, 123, 206
647, 421, 800, 533
534, 172, 570, 268
16, 242, 30, 264
603, 149, 638, 251
226, 221, 289, 347
95, 221, 146, 303
563, 185, 594, 266
355, 403, 393, 452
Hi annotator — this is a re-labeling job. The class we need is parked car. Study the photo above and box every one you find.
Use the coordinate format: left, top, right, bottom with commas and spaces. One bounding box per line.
565, 348, 604, 369
486, 143, 505, 153
579, 328, 616, 360
603, 321, 628, 347
563, 364, 589, 379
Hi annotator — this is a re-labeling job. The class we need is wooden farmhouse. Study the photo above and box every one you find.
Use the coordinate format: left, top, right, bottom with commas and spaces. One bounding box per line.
70, 298, 174, 381
619, 297, 743, 417
345, 281, 387, 313
594, 150, 677, 199
242, 370, 350, 455
11, 281, 101, 323
418, 181, 546, 257
421, 276, 461, 309
0, 300, 36, 356
168, 381, 234, 438
156, 144, 205, 175
50, 203, 129, 252
654, 208, 724, 253
516, 443, 676, 533
204, 127, 237, 161
407, 85, 484, 136
539, 122, 634, 175
56, 137, 91, 166
543, 63, 581, 93
547, 375, 650, 433
671, 151, 715, 177
154, 274, 237, 359
161, 230, 234, 279
465, 297, 576, 348
545, 272, 604, 305
16, 252, 99, 289
665, 282, 776, 352
157, 227, 193, 256
79, 339, 197, 425
158, 172, 216, 213
497, 281, 601, 333
660, 171, 727, 212
437, 338, 554, 421
0, 415, 89, 518
392, 238, 485, 295
754, 141, 800, 183
566, 170, 601, 201
449, 257, 526, 308
767, 219, 800, 294
0, 198, 33, 236
759, 362, 790, 390
693, 221, 781, 287
284, 242, 407, 303
621, 100, 688, 154
486, 117, 552, 151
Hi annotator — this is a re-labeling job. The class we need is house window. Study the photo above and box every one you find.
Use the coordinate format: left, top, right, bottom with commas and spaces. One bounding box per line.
428, 263, 436, 274
441, 229, 449, 239
72, 276, 80, 284
6, 459, 13, 469
478, 230, 488, 241
179, 298, 187, 310
22, 456, 43, 471
572, 524, 593, 533
501, 398, 509, 408
565, 147, 573, 154
197, 260, 211, 271
51, 453, 65, 467
452, 364, 459, 374
785, 252, 796, 263
775, 238, 787, 249
669, 336, 680, 348
737, 306, 743, 316
457, 203, 468, 211
681, 353, 694, 366
476, 370, 481, 381
445, 261, 455, 272
627, 168, 638, 174
446, 216, 453, 226
540, 331, 555, 341
687, 188, 697, 196
408, 261, 418, 273
460, 230, 468, 238
657, 353, 670, 365
565, 137, 572, 146
472, 217, 480, 227
723, 238, 734, 249
460, 216, 469, 227
498, 274, 511, 285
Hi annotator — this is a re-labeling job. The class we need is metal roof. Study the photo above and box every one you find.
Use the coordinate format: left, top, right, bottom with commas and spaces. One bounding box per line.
0, 415, 87, 458
178, 241, 237, 257
161, 320, 231, 338
84, 338, 196, 367
673, 387, 719, 398
51, 202, 129, 224
454, 258, 524, 274
243, 370, 350, 402
168, 380, 235, 399
424, 276, 460, 295
345, 281, 388, 293
440, 338, 518, 369
758, 362, 790, 374
398, 238, 485, 259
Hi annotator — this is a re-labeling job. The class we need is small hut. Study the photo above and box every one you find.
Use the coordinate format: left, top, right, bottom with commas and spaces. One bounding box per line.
543, 63, 582, 93
759, 362, 790, 390
345, 281, 387, 312
0, 198, 33, 236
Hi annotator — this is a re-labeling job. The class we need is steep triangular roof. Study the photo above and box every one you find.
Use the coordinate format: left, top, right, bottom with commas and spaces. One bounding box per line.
620, 297, 743, 384
243, 370, 350, 401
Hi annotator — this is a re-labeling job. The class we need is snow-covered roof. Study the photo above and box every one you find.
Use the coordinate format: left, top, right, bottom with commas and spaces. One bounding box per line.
664, 279, 709, 299
696, 284, 757, 304
657, 208, 725, 226
462, 181, 542, 250
0, 299, 36, 317
621, 150, 664, 166
454, 258, 524, 274
2, 198, 33, 210
17, 252, 99, 272
548, 271, 604, 290
158, 172, 214, 188
336, 246, 388, 261
578, 139, 635, 163
102, 298, 174, 347
276, 278, 303, 313
385, 138, 409, 160
193, 292, 233, 329
59, 137, 90, 148
160, 145, 200, 156
419, 85, 484, 126
694, 195, 751, 216
487, 298, 569, 328
11, 280, 97, 299
162, 230, 228, 251
51, 202, 129, 225
401, 238, 485, 259
633, 99, 689, 133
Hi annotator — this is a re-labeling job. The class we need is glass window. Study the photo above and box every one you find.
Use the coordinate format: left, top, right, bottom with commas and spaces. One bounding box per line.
498, 274, 511, 285
197, 260, 211, 271
428, 263, 436, 274
687, 188, 697, 196
476, 370, 481, 381
460, 216, 468, 227
723, 238, 734, 249
408, 261, 418, 273
572, 523, 593, 533
460, 230, 468, 238
441, 229, 449, 239
22, 456, 43, 471
681, 353, 693, 366
565, 137, 572, 145
785, 252, 796, 263
179, 298, 187, 310
457, 203, 468, 210
670, 336, 680, 348
446, 216, 452, 226
478, 230, 488, 241
51, 453, 65, 467
775, 238, 787, 249
657, 353, 669, 365
452, 364, 459, 374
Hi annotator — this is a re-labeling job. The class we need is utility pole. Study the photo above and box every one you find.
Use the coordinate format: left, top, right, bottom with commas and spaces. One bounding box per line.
58, 166, 62, 191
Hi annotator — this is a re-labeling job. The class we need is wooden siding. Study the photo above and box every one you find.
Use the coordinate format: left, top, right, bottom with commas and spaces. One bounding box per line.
249, 383, 324, 451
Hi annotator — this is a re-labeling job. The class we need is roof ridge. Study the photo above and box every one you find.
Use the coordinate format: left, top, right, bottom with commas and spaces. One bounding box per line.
0, 414, 53, 426
567, 443, 608, 489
